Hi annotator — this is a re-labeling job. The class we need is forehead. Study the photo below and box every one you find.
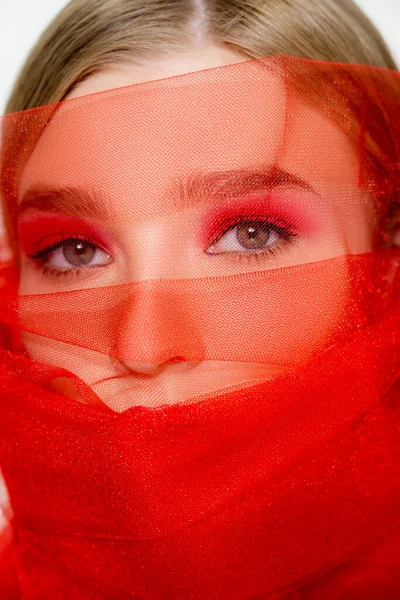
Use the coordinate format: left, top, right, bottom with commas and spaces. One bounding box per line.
19, 63, 359, 212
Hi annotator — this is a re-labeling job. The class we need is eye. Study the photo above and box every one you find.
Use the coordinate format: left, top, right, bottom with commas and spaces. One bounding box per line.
206, 219, 293, 255
34, 238, 113, 271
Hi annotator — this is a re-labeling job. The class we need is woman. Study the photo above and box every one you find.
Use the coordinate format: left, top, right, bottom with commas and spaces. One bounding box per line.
0, 0, 399, 597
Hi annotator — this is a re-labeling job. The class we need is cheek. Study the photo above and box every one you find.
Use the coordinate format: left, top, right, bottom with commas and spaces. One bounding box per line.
192, 257, 351, 366
21, 332, 111, 382
18, 262, 40, 295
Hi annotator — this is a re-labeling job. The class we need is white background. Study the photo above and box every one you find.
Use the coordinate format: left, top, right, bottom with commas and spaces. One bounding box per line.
0, 0, 399, 112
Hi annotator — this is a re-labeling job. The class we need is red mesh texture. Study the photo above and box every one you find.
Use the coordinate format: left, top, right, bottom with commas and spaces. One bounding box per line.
0, 55, 399, 598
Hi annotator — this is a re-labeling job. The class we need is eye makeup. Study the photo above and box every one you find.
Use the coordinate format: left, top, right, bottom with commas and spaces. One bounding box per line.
199, 191, 321, 248
18, 215, 115, 257
16, 187, 322, 284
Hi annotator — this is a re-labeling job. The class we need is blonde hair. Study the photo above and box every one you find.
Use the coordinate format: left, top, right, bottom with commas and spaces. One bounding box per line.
5, 0, 398, 114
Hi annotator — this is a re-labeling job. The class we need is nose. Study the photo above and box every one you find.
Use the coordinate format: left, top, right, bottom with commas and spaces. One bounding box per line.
120, 356, 186, 377
112, 279, 203, 376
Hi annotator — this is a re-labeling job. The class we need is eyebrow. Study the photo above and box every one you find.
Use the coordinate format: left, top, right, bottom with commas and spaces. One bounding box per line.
18, 166, 314, 219
18, 187, 112, 221
178, 166, 314, 208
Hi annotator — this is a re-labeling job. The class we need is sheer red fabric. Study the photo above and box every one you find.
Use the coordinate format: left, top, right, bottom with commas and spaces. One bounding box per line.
0, 55, 399, 598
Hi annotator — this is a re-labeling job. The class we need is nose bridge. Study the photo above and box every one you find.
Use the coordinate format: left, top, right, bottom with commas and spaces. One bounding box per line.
112, 278, 201, 365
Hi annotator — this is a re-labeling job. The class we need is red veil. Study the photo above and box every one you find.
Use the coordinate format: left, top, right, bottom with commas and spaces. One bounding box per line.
0, 55, 399, 599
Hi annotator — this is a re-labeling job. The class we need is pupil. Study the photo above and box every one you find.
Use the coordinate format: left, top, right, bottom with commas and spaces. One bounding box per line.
63, 240, 95, 266
236, 222, 271, 250
247, 226, 258, 239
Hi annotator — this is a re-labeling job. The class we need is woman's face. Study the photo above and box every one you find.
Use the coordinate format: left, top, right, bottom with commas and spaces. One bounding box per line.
16, 46, 372, 411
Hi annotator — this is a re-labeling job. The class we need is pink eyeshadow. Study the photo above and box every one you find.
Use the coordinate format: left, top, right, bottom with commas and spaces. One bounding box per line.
18, 215, 114, 255
199, 192, 323, 247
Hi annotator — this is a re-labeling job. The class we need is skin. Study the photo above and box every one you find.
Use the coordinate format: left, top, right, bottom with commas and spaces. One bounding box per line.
16, 45, 373, 411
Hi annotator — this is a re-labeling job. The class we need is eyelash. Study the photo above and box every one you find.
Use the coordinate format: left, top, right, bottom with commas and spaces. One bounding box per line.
39, 263, 87, 280
27, 216, 297, 280
208, 215, 297, 262
29, 236, 105, 280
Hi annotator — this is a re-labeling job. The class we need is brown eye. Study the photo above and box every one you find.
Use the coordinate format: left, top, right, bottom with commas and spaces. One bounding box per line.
206, 218, 294, 257
35, 238, 113, 272
63, 240, 96, 266
236, 222, 275, 250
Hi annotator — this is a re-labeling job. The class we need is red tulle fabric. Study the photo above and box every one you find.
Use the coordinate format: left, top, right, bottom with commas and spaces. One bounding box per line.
0, 55, 399, 598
